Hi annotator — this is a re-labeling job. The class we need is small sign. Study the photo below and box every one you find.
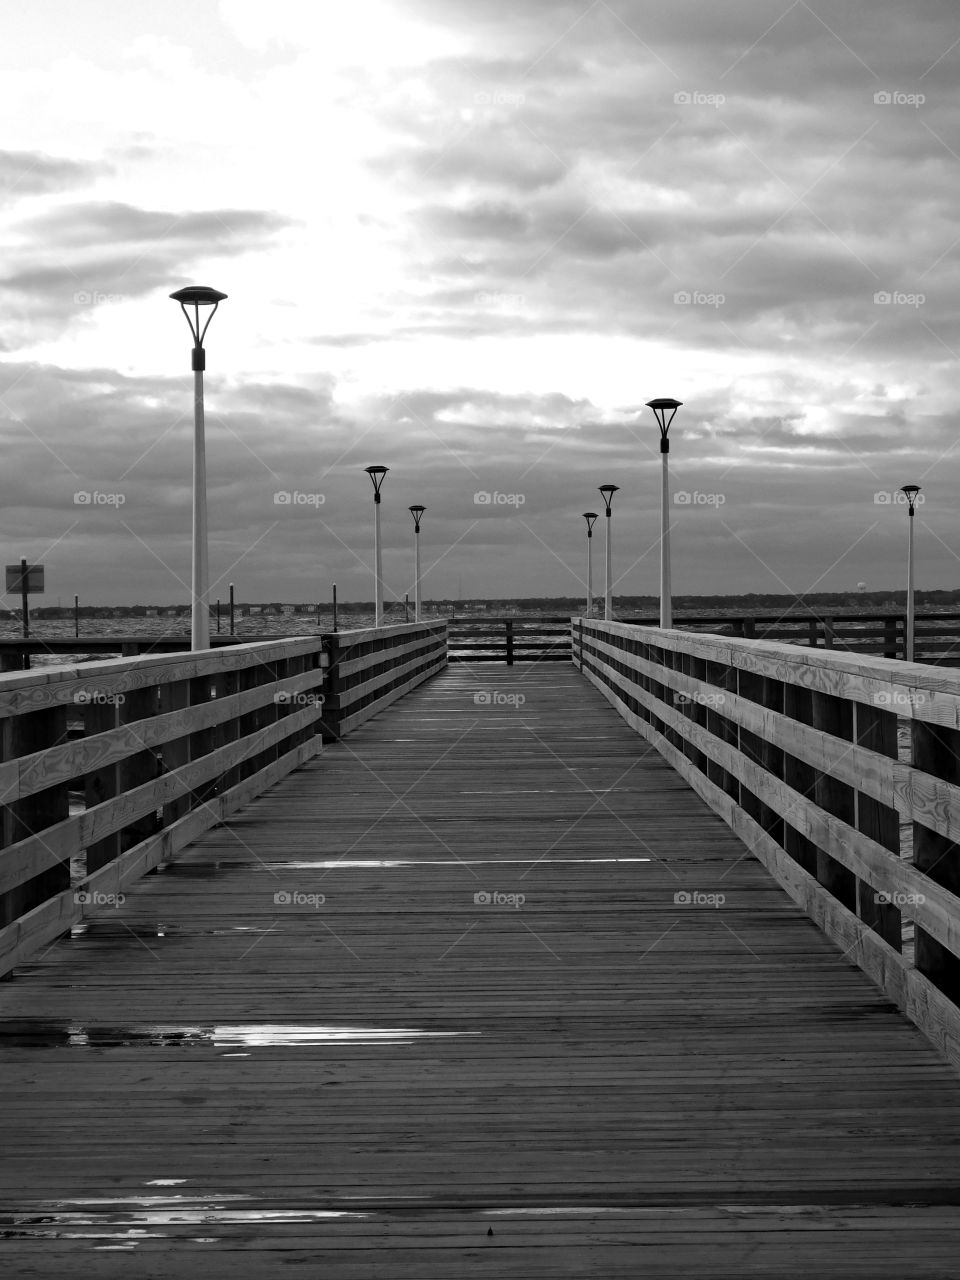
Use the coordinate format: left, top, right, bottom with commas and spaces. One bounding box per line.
6, 564, 44, 594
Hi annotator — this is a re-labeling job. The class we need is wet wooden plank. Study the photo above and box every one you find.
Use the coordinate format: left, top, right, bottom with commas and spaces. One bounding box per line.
2, 665, 960, 1276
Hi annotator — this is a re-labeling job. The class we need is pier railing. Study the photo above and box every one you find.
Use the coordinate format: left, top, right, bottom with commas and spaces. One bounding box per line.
4, 609, 960, 670
573, 618, 960, 1073
319, 620, 447, 738
0, 622, 447, 976
448, 616, 571, 664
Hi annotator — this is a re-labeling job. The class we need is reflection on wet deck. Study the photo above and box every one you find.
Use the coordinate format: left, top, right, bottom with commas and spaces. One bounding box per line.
0, 1021, 480, 1049
4, 666, 960, 1276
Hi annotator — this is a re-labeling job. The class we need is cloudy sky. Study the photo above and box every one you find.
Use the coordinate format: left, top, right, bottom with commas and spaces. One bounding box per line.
0, 0, 957, 605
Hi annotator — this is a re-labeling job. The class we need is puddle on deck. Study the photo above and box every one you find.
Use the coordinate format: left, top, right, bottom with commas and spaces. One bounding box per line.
278, 857, 651, 868
0, 1022, 481, 1050
2, 1194, 370, 1245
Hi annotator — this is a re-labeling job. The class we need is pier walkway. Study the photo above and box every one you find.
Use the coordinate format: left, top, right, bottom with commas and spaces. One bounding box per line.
3, 664, 960, 1275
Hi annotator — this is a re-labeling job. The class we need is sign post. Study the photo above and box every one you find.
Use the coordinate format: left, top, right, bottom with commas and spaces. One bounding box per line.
5, 560, 44, 639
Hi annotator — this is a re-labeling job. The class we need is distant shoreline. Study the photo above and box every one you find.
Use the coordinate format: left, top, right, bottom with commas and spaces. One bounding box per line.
1, 590, 955, 624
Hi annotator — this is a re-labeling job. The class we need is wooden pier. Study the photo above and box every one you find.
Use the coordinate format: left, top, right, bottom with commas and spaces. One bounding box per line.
3, 643, 960, 1274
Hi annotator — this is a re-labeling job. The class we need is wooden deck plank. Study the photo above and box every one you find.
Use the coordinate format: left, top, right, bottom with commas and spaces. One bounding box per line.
3, 664, 960, 1276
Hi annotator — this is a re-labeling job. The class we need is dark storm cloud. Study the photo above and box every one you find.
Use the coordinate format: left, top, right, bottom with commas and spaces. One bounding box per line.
356, 0, 960, 380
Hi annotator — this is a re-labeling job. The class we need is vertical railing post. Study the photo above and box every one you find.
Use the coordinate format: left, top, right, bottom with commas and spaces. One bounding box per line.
912, 720, 960, 999
0, 704, 70, 933
159, 677, 192, 828
83, 691, 122, 874
854, 700, 901, 949
811, 691, 856, 910
117, 685, 163, 850
505, 619, 514, 666
320, 632, 343, 741
883, 616, 898, 659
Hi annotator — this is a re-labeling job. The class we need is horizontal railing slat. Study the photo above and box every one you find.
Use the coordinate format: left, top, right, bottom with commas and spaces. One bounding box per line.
0, 700, 323, 900
0, 666, 324, 805
0, 736, 320, 973
572, 617, 960, 1075
0, 636, 325, 721
0, 624, 449, 977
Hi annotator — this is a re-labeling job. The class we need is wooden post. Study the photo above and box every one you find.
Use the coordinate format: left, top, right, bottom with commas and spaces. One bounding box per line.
82, 694, 122, 875
912, 720, 960, 1001
320, 633, 343, 741
332, 584, 338, 634
782, 684, 818, 875
823, 617, 834, 649
216, 668, 242, 791
74, 595, 79, 639
0, 704, 70, 931
20, 557, 29, 640
188, 673, 219, 810
811, 690, 856, 911
117, 687, 162, 852
505, 619, 514, 666
159, 678, 192, 828
883, 616, 898, 659
854, 700, 901, 949
229, 583, 235, 636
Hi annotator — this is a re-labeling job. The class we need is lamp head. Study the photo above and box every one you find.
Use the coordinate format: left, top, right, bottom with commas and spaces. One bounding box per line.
901, 484, 921, 514
646, 398, 682, 452
409, 503, 426, 530
598, 484, 619, 515
583, 511, 598, 536
365, 465, 389, 502
170, 285, 227, 370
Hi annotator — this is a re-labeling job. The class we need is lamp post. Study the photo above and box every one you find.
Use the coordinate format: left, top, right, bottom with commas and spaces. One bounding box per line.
365, 465, 389, 626
409, 504, 425, 622
170, 285, 227, 651
646, 398, 682, 629
598, 485, 619, 621
901, 484, 921, 662
582, 512, 598, 616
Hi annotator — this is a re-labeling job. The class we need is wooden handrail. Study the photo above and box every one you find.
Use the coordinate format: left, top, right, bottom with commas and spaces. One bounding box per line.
0, 623, 448, 977
572, 618, 960, 1075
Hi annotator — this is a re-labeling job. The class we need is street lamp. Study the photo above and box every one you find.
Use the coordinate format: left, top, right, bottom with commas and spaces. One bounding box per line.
365, 465, 389, 626
409, 504, 426, 623
170, 285, 227, 651
901, 484, 921, 661
646, 398, 682, 629
582, 512, 598, 616
598, 485, 619, 621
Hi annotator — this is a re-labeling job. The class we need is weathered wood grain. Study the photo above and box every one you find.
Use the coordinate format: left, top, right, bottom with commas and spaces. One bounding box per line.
3, 665, 960, 1275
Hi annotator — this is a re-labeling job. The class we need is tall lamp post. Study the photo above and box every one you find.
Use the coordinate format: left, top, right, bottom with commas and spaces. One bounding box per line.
365, 465, 389, 626
901, 484, 921, 662
409, 504, 425, 622
170, 285, 227, 651
582, 512, 598, 616
646, 398, 682, 630
598, 485, 619, 621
